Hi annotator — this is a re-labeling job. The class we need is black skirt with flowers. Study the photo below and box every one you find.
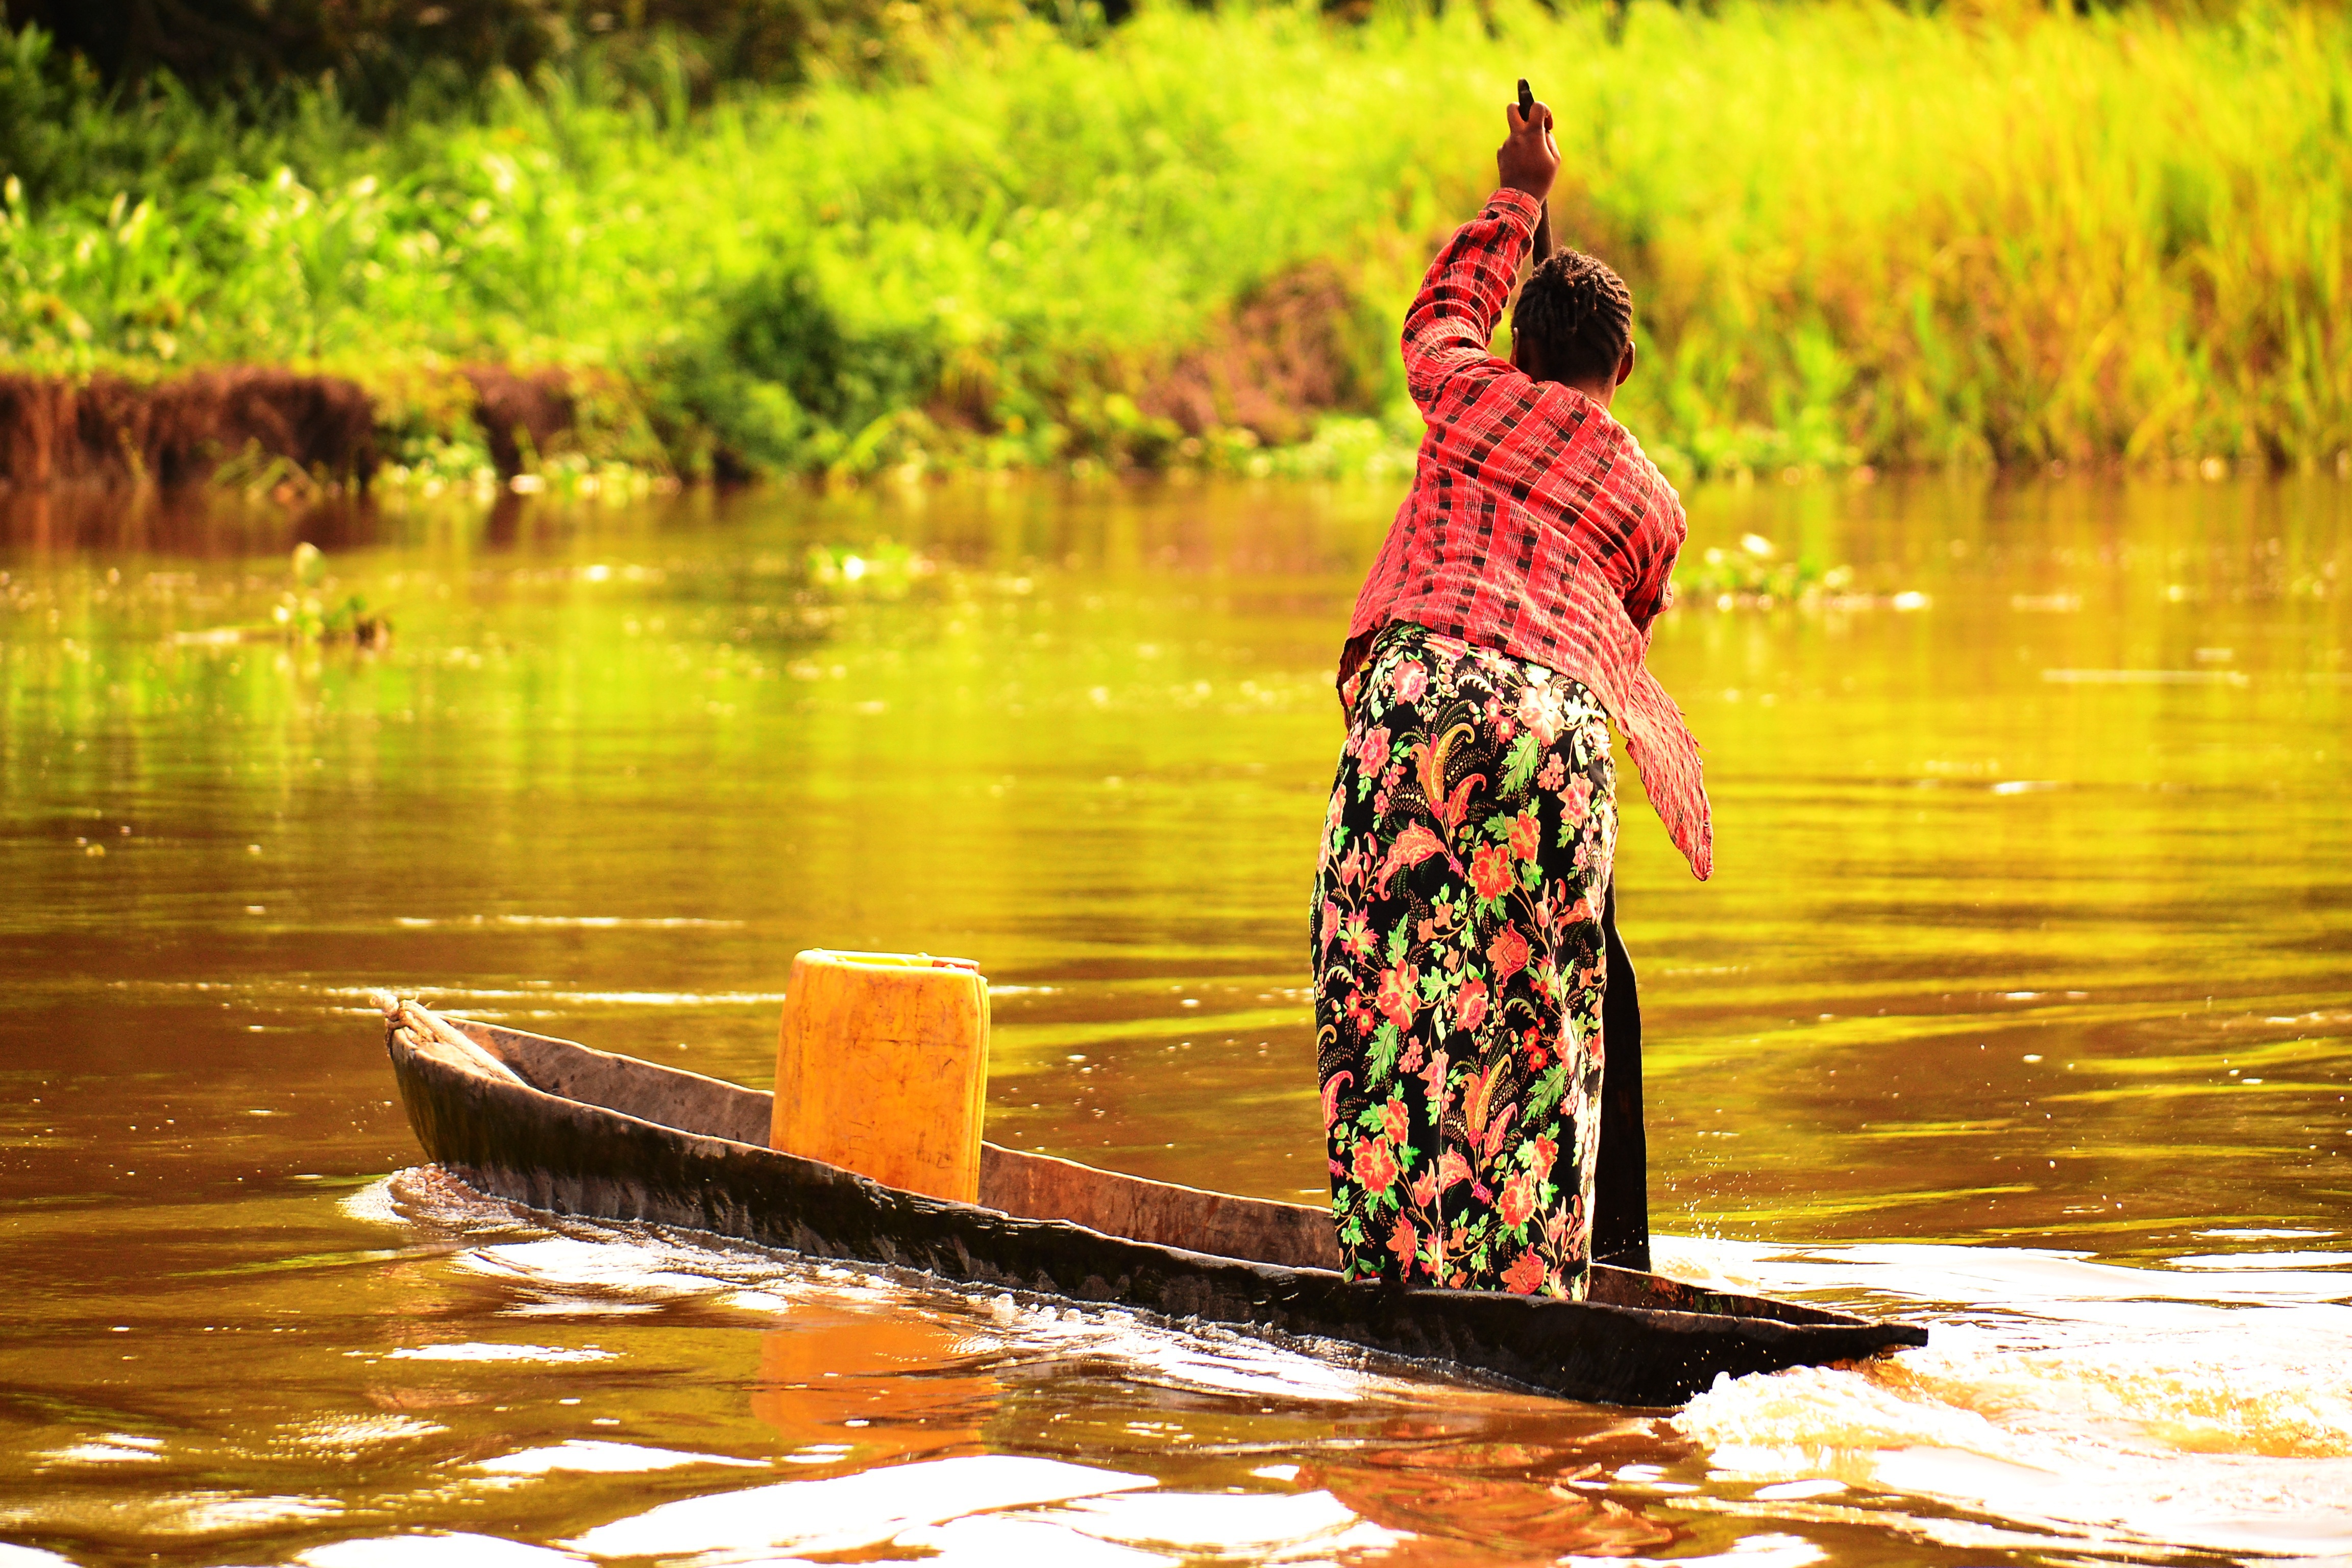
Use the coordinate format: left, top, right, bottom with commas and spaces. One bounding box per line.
1311, 620, 1617, 1298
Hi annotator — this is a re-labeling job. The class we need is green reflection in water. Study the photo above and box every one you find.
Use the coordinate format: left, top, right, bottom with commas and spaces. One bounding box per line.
1, 473, 2347, 1566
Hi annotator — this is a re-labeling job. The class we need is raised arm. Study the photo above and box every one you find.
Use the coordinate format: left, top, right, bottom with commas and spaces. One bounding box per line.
1400, 95, 1562, 414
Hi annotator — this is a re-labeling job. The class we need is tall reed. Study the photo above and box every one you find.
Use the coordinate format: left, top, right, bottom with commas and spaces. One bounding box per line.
1, 0, 2344, 477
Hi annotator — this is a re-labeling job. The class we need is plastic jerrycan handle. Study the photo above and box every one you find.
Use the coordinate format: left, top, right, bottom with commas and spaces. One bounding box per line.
770, 949, 990, 1203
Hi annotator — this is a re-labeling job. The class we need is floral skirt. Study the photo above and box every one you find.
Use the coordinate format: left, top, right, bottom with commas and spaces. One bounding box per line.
1312, 620, 1618, 1298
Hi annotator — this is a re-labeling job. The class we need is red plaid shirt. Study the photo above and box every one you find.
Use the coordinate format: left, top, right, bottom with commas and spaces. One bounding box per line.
1341, 187, 1711, 880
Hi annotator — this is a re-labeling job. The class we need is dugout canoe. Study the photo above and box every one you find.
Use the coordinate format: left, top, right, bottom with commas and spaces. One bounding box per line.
383, 1004, 1927, 1407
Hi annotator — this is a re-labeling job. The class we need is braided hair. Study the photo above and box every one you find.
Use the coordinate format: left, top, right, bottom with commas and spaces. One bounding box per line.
1511, 248, 1634, 387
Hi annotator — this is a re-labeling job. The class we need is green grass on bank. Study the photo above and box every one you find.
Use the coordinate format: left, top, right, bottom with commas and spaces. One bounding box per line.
2, 0, 2347, 483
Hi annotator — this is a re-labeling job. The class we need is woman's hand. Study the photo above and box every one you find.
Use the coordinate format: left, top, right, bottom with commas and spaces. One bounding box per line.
1497, 95, 1559, 204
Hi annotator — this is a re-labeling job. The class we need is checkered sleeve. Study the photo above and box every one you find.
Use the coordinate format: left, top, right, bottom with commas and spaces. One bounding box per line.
1400, 189, 1541, 415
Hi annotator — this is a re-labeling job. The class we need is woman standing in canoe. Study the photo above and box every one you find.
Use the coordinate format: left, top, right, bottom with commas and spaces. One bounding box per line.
1312, 92, 1711, 1298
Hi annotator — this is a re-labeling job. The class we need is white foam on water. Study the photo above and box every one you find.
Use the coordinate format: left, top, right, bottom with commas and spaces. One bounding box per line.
2169, 1251, 2351, 1271
280, 1416, 448, 1451
1749, 1480, 1845, 1501
0, 1546, 79, 1568
387, 1169, 1455, 1406
42, 1433, 167, 1466
719, 1289, 796, 1314
382, 1344, 616, 1364
444, 1224, 907, 1324
472, 1442, 766, 1476
1655, 1233, 2352, 1311
297, 1533, 587, 1568
339, 1177, 404, 1229
1041, 1313, 1435, 1404
141, 1492, 343, 1535
495, 1300, 662, 1318
1666, 1236, 2352, 1561
880, 1515, 1175, 1568
1057, 1489, 1394, 1553
2199, 1228, 2339, 1241
371, 1170, 2352, 1560
1566, 1533, 1827, 1568
462, 1238, 759, 1304
561, 1453, 1156, 1560
782, 1443, 855, 1466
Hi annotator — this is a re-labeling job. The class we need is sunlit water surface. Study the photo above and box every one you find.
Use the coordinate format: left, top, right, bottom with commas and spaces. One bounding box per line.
2, 474, 2347, 1567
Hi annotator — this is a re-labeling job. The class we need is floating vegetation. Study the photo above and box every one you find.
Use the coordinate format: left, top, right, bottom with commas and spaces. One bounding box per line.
803, 542, 935, 599
1681, 533, 1844, 607
281, 543, 389, 644
1675, 532, 1933, 612
171, 543, 389, 646
269, 590, 388, 646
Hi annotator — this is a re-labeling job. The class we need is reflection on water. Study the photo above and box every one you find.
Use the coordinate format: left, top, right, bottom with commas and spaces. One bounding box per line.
1, 474, 2347, 1565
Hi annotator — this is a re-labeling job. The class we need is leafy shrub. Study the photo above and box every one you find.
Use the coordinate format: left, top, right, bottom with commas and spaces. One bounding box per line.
4, 0, 2348, 478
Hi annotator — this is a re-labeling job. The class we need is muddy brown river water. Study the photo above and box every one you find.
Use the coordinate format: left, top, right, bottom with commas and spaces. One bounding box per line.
2, 473, 2347, 1567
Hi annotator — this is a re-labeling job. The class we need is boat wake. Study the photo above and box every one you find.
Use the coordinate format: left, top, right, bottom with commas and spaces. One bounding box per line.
350, 1171, 2352, 1565
1660, 1237, 2352, 1563
361, 1166, 1506, 1409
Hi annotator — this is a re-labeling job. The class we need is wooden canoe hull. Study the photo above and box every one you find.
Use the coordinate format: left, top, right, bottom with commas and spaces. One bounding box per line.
385, 1018, 1926, 1408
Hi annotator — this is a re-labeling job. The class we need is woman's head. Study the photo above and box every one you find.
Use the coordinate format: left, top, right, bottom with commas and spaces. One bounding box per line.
1511, 249, 1636, 402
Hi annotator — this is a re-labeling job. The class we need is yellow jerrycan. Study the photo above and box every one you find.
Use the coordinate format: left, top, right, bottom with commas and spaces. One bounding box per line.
770, 949, 989, 1203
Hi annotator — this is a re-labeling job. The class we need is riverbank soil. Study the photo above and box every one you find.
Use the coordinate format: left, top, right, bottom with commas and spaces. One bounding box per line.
0, 371, 376, 489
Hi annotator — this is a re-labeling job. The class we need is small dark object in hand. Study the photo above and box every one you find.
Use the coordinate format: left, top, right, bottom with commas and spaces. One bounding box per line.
1514, 79, 1552, 261
1515, 79, 1555, 262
